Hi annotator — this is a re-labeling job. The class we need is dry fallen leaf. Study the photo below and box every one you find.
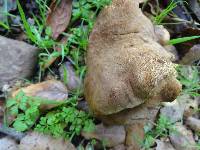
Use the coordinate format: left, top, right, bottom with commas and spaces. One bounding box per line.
46, 0, 72, 39
59, 61, 83, 91
42, 35, 69, 69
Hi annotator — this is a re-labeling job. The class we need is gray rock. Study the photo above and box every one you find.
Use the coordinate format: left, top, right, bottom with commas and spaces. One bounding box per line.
19, 132, 76, 150
0, 36, 38, 89
160, 100, 184, 123
156, 140, 175, 150
0, 136, 18, 150
160, 94, 198, 123
169, 123, 197, 150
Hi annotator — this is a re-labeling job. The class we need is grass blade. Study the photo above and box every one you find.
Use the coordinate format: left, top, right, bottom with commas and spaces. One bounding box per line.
168, 36, 200, 45
17, 0, 36, 43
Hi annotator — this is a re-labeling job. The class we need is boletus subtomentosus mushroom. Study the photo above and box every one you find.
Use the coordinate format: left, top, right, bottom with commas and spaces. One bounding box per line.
84, 0, 181, 149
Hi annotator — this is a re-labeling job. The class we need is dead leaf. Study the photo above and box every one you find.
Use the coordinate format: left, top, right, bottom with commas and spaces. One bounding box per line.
59, 61, 83, 91
46, 0, 72, 39
0, 99, 5, 124
42, 36, 68, 69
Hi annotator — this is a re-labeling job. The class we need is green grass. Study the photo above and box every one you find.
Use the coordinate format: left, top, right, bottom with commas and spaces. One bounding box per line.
168, 35, 200, 45
0, 21, 9, 30
154, 0, 178, 25
142, 115, 176, 149
177, 65, 200, 97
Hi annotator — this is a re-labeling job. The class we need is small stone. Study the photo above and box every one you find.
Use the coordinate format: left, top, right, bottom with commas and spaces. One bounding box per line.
77, 100, 89, 112
169, 123, 196, 150
154, 25, 170, 46
186, 117, 200, 133
160, 100, 184, 123
0, 136, 18, 150
155, 140, 175, 150
0, 36, 38, 89
82, 124, 125, 147
19, 132, 76, 150
161, 94, 198, 123
164, 45, 179, 61
179, 44, 200, 65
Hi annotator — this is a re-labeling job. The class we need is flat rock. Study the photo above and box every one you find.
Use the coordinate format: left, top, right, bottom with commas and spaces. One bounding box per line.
169, 123, 197, 150
81, 123, 125, 147
0, 36, 38, 89
161, 94, 198, 123
19, 132, 76, 150
160, 100, 184, 123
0, 136, 18, 150
155, 140, 175, 150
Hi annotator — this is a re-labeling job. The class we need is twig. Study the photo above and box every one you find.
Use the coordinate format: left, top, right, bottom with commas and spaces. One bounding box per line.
0, 125, 26, 141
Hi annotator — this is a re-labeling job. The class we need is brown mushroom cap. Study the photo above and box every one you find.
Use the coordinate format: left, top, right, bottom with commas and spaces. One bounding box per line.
84, 0, 181, 116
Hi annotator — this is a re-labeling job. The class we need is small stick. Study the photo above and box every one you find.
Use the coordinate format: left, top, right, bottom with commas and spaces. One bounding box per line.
0, 124, 26, 141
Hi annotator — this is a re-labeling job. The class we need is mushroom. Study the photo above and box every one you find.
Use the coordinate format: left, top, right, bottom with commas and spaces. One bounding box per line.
84, 0, 181, 148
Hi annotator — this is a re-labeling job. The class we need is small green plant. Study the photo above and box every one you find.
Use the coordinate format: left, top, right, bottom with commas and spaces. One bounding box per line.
35, 97, 95, 140
6, 90, 95, 140
6, 90, 65, 131
177, 65, 200, 97
6, 91, 41, 131
142, 115, 176, 149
